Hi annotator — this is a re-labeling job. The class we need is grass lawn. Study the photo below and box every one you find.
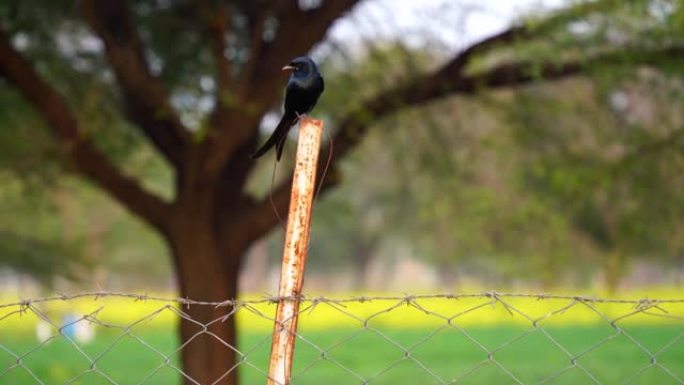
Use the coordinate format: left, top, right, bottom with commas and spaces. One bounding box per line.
1, 324, 682, 384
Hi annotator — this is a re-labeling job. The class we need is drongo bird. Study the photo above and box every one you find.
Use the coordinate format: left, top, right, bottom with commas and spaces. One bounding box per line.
251, 56, 325, 160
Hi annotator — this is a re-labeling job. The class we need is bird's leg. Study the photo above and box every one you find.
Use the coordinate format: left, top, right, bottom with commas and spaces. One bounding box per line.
294, 111, 303, 125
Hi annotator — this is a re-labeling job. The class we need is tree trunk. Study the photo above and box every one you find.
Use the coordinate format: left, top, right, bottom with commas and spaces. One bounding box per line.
352, 240, 375, 290
603, 250, 625, 294
169, 210, 243, 385
436, 260, 458, 289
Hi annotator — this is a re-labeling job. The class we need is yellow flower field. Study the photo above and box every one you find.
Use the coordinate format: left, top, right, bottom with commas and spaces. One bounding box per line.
1, 287, 683, 334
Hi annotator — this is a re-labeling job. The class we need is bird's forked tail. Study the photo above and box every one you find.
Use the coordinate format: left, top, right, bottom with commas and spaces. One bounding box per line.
250, 110, 298, 161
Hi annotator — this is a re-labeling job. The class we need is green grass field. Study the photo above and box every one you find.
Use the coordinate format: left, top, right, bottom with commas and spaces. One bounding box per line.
2, 291, 683, 384
1, 325, 683, 384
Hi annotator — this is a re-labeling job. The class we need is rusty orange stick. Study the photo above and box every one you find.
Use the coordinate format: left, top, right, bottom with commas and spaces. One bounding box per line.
267, 117, 323, 385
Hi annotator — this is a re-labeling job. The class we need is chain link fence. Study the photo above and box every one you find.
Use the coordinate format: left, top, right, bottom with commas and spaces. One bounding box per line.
1, 291, 683, 385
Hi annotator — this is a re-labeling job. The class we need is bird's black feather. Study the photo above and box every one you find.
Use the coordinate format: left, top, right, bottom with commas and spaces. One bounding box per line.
251, 56, 324, 160
251, 110, 298, 161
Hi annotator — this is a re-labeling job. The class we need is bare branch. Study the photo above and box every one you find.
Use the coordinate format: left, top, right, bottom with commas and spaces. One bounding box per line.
80, 0, 188, 169
236, 0, 669, 239
208, 4, 232, 94
0, 27, 173, 233
331, 45, 684, 167
205, 0, 362, 177
441, 0, 625, 76
202, 2, 237, 135
243, 43, 684, 239
243, 0, 361, 104
234, 1, 281, 99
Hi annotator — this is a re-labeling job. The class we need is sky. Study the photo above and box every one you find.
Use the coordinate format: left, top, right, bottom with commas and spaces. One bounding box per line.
328, 0, 569, 52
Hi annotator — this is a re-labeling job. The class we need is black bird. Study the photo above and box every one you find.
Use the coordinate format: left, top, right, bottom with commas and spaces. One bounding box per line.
251, 56, 325, 160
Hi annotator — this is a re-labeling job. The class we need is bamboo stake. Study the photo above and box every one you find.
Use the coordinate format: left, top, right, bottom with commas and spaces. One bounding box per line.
266, 117, 323, 385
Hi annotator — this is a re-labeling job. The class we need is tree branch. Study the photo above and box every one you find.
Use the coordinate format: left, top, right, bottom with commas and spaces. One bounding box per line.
202, 2, 237, 135
243, 0, 361, 105
439, 0, 624, 78
204, 0, 361, 178
220, 0, 616, 165
233, 1, 281, 100
0, 27, 173, 233
243, 44, 684, 239
80, 0, 188, 169
207, 4, 232, 95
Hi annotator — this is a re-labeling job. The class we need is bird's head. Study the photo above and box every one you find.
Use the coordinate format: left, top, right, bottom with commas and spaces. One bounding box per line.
282, 56, 318, 79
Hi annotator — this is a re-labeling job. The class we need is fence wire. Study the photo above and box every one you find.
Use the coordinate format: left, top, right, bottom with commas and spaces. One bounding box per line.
1, 291, 683, 385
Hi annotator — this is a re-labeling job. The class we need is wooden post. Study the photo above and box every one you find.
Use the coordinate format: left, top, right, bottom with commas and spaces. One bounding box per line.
267, 117, 323, 385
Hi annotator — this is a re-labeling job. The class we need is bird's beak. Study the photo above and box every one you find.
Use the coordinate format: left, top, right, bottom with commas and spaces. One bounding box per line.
282, 65, 295, 71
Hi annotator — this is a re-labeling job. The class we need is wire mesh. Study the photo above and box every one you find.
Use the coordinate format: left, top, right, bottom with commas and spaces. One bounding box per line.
1, 291, 683, 385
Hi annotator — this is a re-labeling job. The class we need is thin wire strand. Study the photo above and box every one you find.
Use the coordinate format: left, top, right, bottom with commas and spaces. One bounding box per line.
2, 292, 684, 385
268, 153, 286, 231
314, 125, 334, 203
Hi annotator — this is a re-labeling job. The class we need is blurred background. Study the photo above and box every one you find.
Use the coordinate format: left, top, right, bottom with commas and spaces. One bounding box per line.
1, 0, 683, 297
2, 1, 684, 384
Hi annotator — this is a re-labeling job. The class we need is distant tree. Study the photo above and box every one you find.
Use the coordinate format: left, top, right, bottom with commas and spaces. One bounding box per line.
1, 0, 682, 382
0, 230, 80, 286
503, 74, 684, 291
0, 171, 84, 286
